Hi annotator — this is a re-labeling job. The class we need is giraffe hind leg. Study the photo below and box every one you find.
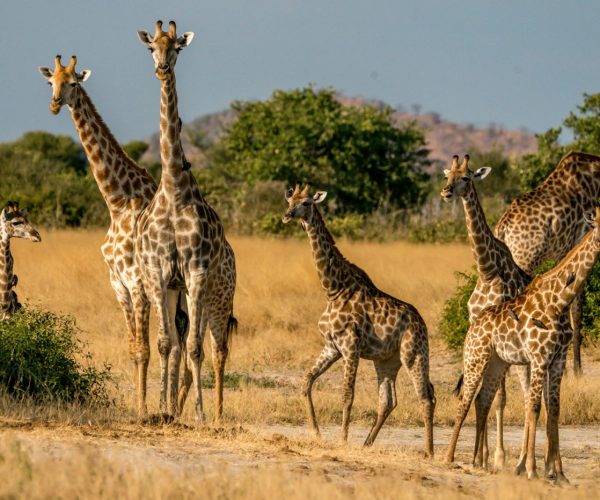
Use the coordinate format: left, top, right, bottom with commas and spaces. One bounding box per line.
364, 356, 400, 447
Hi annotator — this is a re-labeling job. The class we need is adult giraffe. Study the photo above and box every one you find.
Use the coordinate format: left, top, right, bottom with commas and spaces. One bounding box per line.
38, 55, 184, 419
136, 21, 237, 421
495, 151, 600, 374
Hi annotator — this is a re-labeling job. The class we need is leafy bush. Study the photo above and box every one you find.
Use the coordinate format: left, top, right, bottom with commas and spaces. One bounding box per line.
0, 308, 112, 404
438, 270, 477, 350
582, 260, 600, 341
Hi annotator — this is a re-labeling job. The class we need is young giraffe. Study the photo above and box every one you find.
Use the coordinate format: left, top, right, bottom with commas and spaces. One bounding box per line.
0, 202, 41, 319
136, 21, 237, 420
495, 151, 600, 374
283, 184, 435, 456
38, 55, 167, 418
441, 154, 531, 470
446, 207, 600, 483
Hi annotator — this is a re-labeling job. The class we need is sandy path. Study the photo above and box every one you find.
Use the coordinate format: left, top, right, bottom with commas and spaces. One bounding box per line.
2, 421, 598, 496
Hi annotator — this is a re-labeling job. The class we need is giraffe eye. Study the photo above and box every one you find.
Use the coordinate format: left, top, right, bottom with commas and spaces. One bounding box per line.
70, 82, 77, 87
461, 176, 470, 182
12, 221, 24, 226
148, 47, 154, 53
302, 201, 310, 207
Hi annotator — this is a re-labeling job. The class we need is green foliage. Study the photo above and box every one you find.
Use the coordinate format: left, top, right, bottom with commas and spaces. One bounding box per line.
217, 87, 431, 216
122, 140, 149, 162
0, 131, 107, 227
0, 308, 112, 404
582, 260, 600, 341
518, 128, 566, 192
438, 270, 477, 350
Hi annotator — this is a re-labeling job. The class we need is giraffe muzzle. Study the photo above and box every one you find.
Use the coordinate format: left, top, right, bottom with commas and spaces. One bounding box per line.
441, 189, 454, 202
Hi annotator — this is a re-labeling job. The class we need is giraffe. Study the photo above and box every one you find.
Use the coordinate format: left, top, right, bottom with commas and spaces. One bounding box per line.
0, 202, 41, 320
495, 151, 600, 374
283, 184, 435, 456
441, 154, 532, 470
136, 21, 237, 421
38, 55, 161, 418
445, 207, 600, 483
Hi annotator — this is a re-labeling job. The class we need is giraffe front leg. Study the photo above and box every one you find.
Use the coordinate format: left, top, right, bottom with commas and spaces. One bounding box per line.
524, 364, 546, 480
166, 290, 182, 417
364, 357, 401, 447
543, 354, 569, 484
303, 342, 341, 438
340, 336, 360, 444
569, 292, 583, 376
492, 375, 507, 469
514, 363, 531, 476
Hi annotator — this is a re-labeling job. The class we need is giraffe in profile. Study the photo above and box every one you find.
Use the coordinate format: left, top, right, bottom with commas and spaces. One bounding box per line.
136, 21, 237, 420
441, 154, 531, 470
283, 183, 435, 456
39, 56, 165, 418
446, 207, 600, 483
0, 202, 41, 319
495, 151, 600, 374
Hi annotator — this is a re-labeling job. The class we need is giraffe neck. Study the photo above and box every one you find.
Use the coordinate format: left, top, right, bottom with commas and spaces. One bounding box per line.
303, 209, 362, 299
539, 229, 600, 313
0, 235, 13, 306
462, 184, 498, 280
550, 153, 600, 201
68, 87, 156, 215
158, 72, 190, 199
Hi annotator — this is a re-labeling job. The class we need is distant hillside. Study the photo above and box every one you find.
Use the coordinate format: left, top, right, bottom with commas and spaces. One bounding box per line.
141, 96, 537, 169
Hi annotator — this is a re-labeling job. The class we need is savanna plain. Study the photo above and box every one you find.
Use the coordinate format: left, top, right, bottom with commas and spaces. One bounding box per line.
2, 231, 599, 499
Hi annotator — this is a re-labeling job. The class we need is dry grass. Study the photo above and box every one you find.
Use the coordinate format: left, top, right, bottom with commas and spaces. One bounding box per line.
3, 231, 600, 498
9, 230, 600, 427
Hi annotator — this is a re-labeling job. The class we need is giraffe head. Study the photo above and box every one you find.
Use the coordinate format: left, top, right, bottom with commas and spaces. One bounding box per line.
38, 55, 91, 115
440, 154, 491, 202
282, 183, 327, 224
583, 206, 600, 243
137, 20, 194, 80
0, 202, 41, 243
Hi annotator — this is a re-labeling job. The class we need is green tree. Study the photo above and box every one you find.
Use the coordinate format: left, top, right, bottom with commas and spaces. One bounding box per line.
0, 131, 107, 227
217, 87, 431, 215
122, 140, 149, 162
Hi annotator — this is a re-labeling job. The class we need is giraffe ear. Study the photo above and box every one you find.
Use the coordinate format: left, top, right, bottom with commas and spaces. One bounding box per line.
176, 32, 195, 49
137, 30, 153, 46
38, 67, 53, 80
473, 167, 492, 180
313, 191, 327, 204
583, 210, 596, 228
76, 70, 92, 82
285, 188, 293, 201
443, 169, 450, 178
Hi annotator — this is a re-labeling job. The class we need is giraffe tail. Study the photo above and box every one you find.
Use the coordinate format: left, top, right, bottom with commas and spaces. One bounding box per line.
174, 291, 189, 342
453, 373, 464, 398
226, 314, 238, 350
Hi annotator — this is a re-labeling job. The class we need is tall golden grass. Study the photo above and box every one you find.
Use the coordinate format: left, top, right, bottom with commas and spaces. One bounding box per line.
9, 230, 599, 427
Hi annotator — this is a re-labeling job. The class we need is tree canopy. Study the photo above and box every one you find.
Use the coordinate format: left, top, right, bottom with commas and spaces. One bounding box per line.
216, 87, 431, 214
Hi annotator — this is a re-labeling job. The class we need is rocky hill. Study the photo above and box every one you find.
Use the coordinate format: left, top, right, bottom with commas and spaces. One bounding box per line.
141, 96, 537, 169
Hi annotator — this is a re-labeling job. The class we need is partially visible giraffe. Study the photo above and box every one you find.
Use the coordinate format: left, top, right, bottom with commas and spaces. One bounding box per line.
39, 55, 162, 418
283, 184, 435, 456
136, 21, 237, 420
446, 207, 600, 483
0, 202, 41, 319
441, 154, 531, 470
495, 151, 600, 374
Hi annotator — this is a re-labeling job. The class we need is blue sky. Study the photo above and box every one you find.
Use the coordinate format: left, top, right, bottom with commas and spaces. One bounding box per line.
2, 0, 600, 143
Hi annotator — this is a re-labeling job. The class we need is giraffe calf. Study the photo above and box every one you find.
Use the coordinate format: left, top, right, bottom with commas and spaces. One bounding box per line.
283, 184, 435, 456
0, 202, 41, 320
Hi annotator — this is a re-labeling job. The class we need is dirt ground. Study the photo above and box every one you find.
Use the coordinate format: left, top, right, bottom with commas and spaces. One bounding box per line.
2, 418, 598, 497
